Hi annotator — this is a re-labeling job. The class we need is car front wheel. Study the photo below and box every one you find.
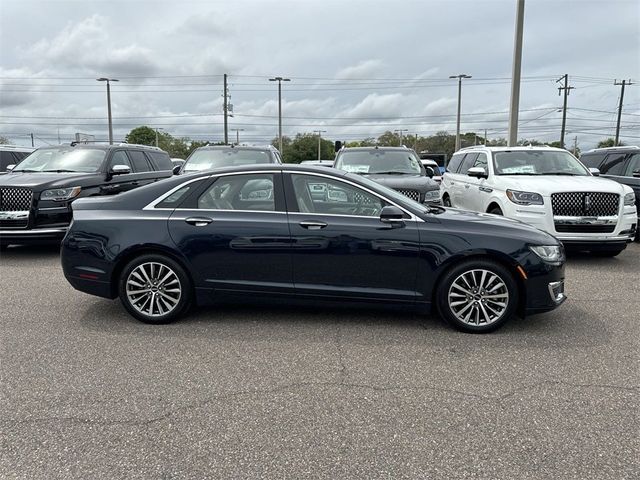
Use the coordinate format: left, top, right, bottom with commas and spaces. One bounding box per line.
436, 260, 518, 333
118, 254, 192, 324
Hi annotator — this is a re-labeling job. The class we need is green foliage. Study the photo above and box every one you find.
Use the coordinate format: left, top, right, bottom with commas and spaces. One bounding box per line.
275, 133, 334, 163
124, 126, 218, 159
596, 138, 624, 148
0, 135, 11, 144
125, 126, 156, 146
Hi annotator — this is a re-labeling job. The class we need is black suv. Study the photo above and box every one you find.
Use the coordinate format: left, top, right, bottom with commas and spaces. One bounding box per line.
0, 143, 173, 248
333, 146, 441, 204
180, 144, 282, 174
0, 144, 34, 174
580, 146, 640, 237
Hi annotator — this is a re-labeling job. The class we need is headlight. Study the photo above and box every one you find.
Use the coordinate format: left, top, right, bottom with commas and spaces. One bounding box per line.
40, 186, 81, 202
423, 190, 440, 202
529, 245, 565, 265
624, 192, 636, 206
506, 189, 544, 206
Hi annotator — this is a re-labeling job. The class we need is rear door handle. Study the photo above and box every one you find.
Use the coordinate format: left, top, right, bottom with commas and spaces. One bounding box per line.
299, 220, 327, 230
185, 216, 213, 227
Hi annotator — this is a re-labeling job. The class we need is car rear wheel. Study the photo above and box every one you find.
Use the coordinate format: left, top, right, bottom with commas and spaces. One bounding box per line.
436, 260, 518, 333
118, 254, 192, 324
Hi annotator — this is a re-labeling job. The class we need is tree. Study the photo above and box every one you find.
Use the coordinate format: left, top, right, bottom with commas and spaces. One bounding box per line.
0, 135, 11, 144
125, 126, 156, 146
377, 131, 401, 146
596, 138, 624, 148
274, 133, 334, 163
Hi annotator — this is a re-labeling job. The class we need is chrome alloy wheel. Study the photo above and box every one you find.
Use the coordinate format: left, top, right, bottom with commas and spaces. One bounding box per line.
125, 262, 182, 317
447, 269, 509, 326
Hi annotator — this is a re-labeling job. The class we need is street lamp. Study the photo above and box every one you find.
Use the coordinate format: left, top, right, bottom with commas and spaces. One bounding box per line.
449, 74, 472, 151
269, 76, 291, 154
154, 128, 164, 147
313, 130, 327, 160
394, 129, 408, 146
96, 78, 119, 144
232, 128, 244, 145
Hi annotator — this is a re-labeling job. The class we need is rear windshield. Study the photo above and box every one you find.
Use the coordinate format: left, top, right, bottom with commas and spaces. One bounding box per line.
183, 149, 274, 172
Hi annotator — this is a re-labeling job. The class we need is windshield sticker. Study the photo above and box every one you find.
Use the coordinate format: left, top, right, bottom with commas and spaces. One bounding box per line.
501, 165, 536, 174
342, 165, 370, 173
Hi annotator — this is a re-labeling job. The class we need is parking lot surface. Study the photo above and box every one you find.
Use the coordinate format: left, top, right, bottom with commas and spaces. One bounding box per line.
1, 244, 638, 479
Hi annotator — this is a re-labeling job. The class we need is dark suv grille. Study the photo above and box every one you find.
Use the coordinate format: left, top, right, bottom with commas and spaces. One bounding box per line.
394, 189, 421, 202
551, 192, 619, 217
0, 187, 33, 211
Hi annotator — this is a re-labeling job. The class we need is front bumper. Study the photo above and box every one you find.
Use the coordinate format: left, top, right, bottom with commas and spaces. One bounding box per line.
523, 262, 566, 316
0, 227, 68, 245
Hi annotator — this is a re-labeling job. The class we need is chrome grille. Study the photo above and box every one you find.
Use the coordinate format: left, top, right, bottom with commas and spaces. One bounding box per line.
551, 192, 619, 217
0, 188, 33, 211
394, 189, 421, 202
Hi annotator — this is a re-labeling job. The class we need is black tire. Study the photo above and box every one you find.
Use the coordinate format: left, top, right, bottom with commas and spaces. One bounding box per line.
443, 196, 452, 207
488, 206, 503, 216
436, 259, 518, 333
592, 248, 624, 257
118, 254, 192, 324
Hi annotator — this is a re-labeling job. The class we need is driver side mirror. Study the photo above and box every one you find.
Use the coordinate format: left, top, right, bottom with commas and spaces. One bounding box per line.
6, 164, 15, 172
467, 167, 488, 178
172, 165, 182, 175
424, 166, 435, 178
110, 164, 131, 176
380, 205, 405, 227
588, 168, 600, 176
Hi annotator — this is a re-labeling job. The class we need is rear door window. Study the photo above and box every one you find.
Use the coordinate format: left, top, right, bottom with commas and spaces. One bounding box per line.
147, 151, 173, 171
129, 151, 152, 172
600, 153, 627, 176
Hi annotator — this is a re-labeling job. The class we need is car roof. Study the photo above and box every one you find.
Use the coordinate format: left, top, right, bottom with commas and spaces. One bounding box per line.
582, 145, 639, 154
195, 145, 276, 151
339, 146, 415, 152
0, 144, 35, 152
456, 145, 569, 153
37, 143, 167, 152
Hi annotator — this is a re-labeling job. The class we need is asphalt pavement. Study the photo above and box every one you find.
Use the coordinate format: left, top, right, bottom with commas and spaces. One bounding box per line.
0, 243, 638, 479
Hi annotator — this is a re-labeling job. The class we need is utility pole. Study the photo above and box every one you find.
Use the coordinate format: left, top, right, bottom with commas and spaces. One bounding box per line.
154, 127, 164, 147
557, 74, 574, 149
573, 136, 578, 156
614, 79, 633, 146
484, 128, 487, 145
394, 129, 409, 146
30, 133, 34, 147
269, 76, 291, 154
313, 130, 327, 160
96, 77, 118, 144
223, 74, 229, 145
507, 0, 525, 146
414, 133, 419, 151
449, 74, 472, 151
232, 128, 244, 145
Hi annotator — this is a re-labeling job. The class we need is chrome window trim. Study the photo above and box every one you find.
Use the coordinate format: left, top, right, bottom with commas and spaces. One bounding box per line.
289, 171, 424, 222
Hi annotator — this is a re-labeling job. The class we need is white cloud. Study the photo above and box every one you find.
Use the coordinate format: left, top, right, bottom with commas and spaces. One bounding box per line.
335, 60, 385, 80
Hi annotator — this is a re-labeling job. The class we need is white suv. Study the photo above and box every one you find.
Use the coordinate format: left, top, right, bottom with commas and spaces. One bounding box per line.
441, 146, 637, 256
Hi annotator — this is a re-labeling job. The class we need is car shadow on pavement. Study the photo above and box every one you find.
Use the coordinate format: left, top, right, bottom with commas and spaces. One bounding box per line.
0, 244, 60, 259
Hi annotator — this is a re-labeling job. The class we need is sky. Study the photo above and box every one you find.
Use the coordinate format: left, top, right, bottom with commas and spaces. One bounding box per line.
0, 0, 638, 151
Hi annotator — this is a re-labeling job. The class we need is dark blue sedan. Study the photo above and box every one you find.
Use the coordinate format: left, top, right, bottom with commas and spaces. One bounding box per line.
61, 164, 566, 333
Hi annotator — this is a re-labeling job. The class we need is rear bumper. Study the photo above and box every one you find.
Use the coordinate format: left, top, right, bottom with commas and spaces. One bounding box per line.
0, 227, 68, 245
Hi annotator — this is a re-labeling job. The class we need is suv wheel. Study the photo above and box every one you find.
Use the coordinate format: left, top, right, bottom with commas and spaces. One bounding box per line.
436, 260, 518, 333
489, 206, 503, 216
118, 254, 192, 324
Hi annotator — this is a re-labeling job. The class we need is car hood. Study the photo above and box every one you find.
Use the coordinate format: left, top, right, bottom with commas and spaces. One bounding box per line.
362, 173, 439, 192
0, 171, 102, 191
430, 206, 558, 245
498, 175, 630, 195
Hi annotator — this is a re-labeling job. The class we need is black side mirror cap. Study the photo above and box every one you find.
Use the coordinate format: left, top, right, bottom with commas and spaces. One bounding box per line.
172, 165, 181, 175
380, 205, 405, 227
424, 166, 435, 178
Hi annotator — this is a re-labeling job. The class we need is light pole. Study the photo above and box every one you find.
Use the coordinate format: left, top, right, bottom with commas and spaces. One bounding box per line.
154, 127, 164, 147
508, 0, 525, 146
269, 76, 291, 154
449, 74, 472, 152
96, 78, 118, 144
313, 130, 327, 160
232, 128, 244, 145
394, 129, 408, 146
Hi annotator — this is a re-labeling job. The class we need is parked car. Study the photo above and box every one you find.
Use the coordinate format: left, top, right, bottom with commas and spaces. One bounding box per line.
419, 152, 448, 175
420, 158, 442, 184
179, 145, 282, 174
333, 146, 441, 204
580, 146, 640, 240
0, 144, 34, 174
0, 143, 173, 248
61, 164, 567, 333
440, 146, 637, 256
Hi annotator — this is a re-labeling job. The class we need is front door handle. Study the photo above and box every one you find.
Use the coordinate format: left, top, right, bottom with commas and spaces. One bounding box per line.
299, 220, 327, 230
185, 216, 213, 227
464, 184, 470, 189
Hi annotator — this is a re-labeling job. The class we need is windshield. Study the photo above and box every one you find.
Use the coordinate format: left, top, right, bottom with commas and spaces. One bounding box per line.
184, 149, 274, 172
13, 148, 106, 173
335, 150, 424, 175
493, 150, 589, 176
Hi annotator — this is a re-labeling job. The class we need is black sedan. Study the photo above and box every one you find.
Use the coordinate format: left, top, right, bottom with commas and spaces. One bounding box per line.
61, 165, 566, 333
